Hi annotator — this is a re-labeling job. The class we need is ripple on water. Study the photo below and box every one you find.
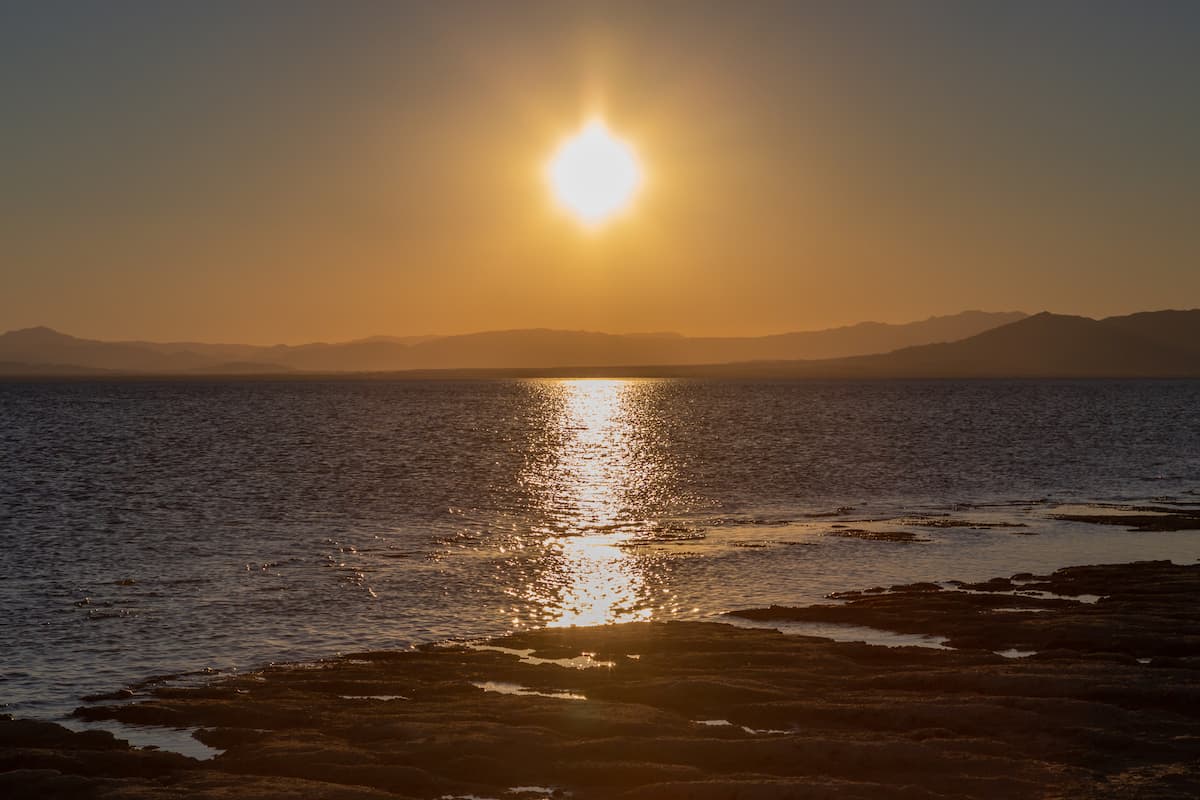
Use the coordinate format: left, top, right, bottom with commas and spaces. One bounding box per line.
3, 378, 1199, 744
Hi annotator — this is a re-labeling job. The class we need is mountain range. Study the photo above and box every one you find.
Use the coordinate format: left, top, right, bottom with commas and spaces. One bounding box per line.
689, 310, 1200, 379
1, 309, 1198, 378
0, 311, 1021, 375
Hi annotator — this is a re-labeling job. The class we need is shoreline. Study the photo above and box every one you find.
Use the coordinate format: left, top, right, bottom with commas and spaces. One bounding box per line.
11, 506, 1200, 738
6, 500, 1198, 732
5, 560, 1199, 799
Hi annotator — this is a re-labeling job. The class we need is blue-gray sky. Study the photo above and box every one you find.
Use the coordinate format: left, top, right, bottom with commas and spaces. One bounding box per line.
2, 1, 1197, 342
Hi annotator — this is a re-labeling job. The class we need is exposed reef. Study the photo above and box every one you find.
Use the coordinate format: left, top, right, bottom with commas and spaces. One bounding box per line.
3, 562, 1198, 799
730, 560, 1200, 655
824, 527, 930, 543
1049, 507, 1200, 532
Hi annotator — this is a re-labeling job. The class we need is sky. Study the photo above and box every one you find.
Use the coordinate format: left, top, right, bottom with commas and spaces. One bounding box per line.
2, 1, 1198, 344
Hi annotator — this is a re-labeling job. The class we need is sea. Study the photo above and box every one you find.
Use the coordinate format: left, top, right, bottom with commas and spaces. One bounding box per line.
2, 378, 1199, 750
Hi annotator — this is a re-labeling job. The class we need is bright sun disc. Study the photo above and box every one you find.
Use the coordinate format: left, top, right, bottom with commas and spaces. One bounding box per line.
547, 119, 642, 226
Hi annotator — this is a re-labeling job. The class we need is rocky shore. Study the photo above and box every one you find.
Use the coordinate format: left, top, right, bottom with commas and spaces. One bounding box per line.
4, 561, 1199, 799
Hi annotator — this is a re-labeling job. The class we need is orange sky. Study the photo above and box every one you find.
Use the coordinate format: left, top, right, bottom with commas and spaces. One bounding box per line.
3, 3, 1198, 343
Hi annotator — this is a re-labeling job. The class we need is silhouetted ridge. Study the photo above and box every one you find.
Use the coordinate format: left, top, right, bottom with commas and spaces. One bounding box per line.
4, 326, 80, 344
0, 311, 1024, 374
1099, 309, 1200, 356
694, 310, 1200, 378
844, 312, 1198, 376
6, 310, 1195, 377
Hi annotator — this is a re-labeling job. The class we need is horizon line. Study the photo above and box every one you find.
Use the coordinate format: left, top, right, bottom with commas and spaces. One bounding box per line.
0, 308, 1037, 347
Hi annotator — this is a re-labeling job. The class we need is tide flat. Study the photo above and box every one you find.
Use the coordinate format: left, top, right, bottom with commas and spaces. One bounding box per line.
4, 561, 1198, 799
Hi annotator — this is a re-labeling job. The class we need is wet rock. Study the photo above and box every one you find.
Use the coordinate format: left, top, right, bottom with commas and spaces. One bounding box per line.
960, 577, 1014, 591
5, 562, 1199, 798
730, 562, 1200, 658
0, 719, 407, 798
1051, 511, 1200, 531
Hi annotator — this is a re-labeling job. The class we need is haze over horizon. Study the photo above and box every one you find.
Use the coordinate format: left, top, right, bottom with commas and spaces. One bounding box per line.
7, 308, 1031, 346
5, 309, 1200, 378
4, 1, 1198, 344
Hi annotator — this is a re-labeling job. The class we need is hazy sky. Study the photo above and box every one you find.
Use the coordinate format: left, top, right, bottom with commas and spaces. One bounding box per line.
3, 1, 1198, 343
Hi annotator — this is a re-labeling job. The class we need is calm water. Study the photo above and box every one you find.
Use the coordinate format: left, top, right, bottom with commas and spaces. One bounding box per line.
2, 378, 1200, 730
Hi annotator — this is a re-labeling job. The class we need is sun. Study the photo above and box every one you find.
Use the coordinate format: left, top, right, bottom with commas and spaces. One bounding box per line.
546, 119, 643, 227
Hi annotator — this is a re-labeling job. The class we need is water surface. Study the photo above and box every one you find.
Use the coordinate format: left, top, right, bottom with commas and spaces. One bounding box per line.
2, 378, 1198, 725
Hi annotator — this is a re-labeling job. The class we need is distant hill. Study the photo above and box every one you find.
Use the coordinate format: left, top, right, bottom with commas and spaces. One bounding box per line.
691, 310, 1200, 379
335, 309, 1200, 379
1096, 309, 1200, 357
373, 311, 1024, 372
0, 311, 1023, 375
5, 310, 1199, 378
860, 311, 1200, 377
0, 327, 212, 373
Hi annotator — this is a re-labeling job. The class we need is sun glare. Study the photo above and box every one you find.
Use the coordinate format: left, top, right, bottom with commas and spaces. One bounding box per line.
546, 119, 643, 227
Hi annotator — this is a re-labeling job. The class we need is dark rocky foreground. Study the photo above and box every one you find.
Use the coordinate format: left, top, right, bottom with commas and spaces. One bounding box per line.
4, 562, 1199, 799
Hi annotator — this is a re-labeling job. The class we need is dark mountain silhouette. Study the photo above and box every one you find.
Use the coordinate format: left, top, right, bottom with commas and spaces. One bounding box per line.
4, 310, 1196, 378
675, 311, 1032, 364
0, 311, 1022, 374
853, 310, 1200, 377
322, 309, 1200, 379
378, 311, 1023, 372
691, 310, 1200, 378
0, 327, 212, 372
1097, 309, 1200, 357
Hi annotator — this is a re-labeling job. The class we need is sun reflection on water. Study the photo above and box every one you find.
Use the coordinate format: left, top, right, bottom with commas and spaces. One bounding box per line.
551, 534, 651, 627
517, 379, 676, 628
